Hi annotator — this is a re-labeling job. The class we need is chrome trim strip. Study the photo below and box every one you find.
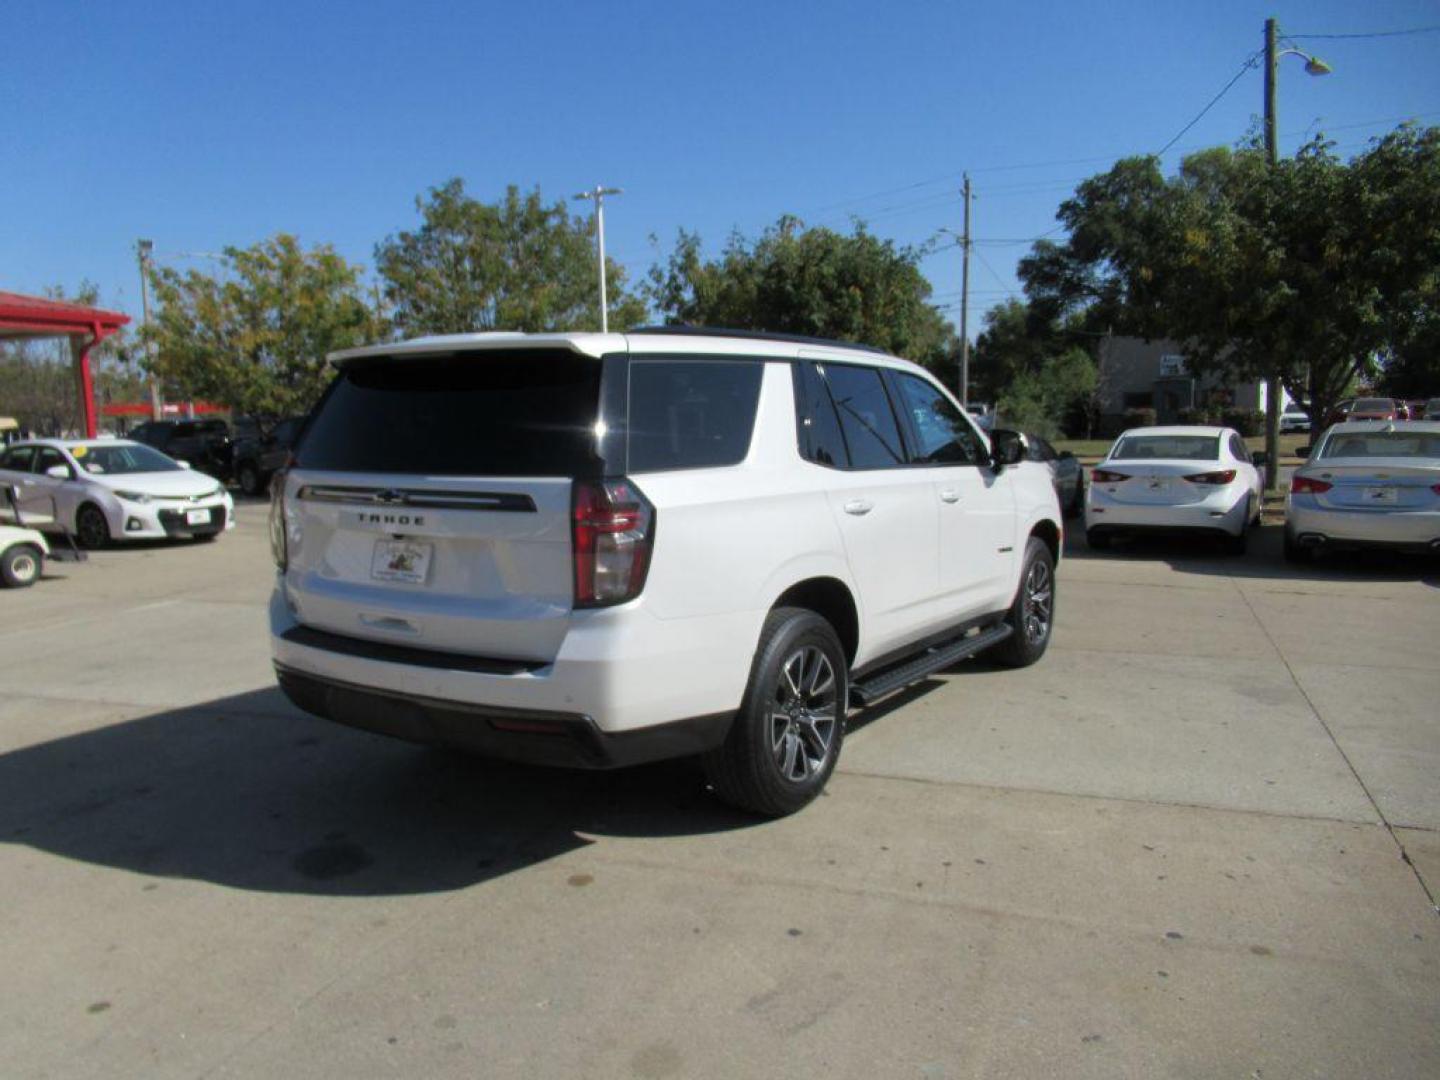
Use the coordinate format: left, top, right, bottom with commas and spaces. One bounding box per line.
297, 485, 536, 512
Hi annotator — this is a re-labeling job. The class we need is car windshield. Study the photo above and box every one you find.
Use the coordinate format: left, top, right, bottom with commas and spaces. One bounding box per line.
1110, 434, 1220, 461
1316, 431, 1440, 460
1352, 398, 1392, 411
68, 443, 182, 475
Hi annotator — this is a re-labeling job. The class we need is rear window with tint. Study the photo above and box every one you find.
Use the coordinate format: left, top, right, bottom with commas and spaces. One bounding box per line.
295, 351, 602, 475
1352, 399, 1393, 411
626, 360, 763, 472
1318, 431, 1440, 459
1110, 434, 1220, 462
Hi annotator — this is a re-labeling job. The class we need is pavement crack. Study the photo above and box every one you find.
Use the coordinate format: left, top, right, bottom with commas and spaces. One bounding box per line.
1227, 573, 1440, 916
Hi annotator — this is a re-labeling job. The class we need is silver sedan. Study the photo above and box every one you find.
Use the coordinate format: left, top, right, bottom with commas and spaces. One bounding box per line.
1285, 421, 1440, 562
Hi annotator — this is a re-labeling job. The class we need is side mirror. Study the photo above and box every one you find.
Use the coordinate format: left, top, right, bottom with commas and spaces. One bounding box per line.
1296, 445, 1311, 459
989, 429, 1026, 471
45, 464, 71, 480
1251, 450, 1268, 468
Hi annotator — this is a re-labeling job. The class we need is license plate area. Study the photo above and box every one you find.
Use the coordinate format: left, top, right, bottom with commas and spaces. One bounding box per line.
185, 508, 211, 526
371, 539, 432, 584
1362, 486, 1397, 505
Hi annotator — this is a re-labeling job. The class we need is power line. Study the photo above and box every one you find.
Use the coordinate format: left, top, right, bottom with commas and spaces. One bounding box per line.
1155, 51, 1263, 157
972, 247, 1021, 301
1285, 26, 1440, 41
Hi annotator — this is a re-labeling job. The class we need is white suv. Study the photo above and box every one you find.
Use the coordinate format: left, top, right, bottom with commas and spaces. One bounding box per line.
269, 329, 1062, 815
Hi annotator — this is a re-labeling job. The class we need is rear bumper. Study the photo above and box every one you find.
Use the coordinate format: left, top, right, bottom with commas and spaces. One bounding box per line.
269, 584, 757, 738
1285, 503, 1440, 553
1085, 488, 1249, 536
274, 663, 732, 768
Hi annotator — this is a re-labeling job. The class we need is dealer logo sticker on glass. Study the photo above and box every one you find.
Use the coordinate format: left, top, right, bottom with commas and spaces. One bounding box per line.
371, 539, 432, 584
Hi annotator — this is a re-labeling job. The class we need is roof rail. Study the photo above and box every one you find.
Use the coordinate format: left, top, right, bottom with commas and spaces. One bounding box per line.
627, 325, 890, 355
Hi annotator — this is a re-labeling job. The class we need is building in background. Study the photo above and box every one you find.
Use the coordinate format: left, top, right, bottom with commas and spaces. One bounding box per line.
1095, 336, 1291, 430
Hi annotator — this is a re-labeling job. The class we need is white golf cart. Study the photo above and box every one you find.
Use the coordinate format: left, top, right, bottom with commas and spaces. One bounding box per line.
1, 474, 86, 588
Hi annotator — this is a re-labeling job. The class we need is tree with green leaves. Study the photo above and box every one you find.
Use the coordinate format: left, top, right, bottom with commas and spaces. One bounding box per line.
144, 236, 383, 416
971, 299, 1102, 436
375, 179, 646, 336
1017, 125, 1440, 435
646, 217, 957, 373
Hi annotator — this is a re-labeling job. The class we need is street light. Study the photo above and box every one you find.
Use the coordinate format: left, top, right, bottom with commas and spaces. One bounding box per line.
1262, 18, 1331, 492
573, 186, 623, 333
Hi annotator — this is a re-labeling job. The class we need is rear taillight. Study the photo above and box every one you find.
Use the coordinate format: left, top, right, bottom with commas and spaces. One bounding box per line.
572, 479, 655, 607
268, 470, 288, 570
1091, 468, 1130, 483
1291, 475, 1333, 495
1431, 483, 1440, 495
1183, 469, 1237, 485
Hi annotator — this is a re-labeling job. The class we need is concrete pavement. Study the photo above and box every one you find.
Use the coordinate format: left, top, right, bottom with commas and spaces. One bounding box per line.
1, 505, 1436, 1078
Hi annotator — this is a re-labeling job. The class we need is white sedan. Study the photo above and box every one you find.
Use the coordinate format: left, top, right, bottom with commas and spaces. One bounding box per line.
1084, 426, 1264, 554
1285, 421, 1440, 562
0, 439, 235, 549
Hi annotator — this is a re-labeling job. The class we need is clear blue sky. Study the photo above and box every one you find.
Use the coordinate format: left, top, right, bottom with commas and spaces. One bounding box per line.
4, 0, 1438, 340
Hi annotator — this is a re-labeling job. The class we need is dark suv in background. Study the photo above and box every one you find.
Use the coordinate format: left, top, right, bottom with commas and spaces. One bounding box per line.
126, 419, 233, 480
231, 416, 304, 496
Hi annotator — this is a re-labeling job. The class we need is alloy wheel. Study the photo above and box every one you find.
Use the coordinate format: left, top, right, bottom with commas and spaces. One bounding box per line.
770, 645, 839, 783
1022, 559, 1053, 644
77, 506, 108, 549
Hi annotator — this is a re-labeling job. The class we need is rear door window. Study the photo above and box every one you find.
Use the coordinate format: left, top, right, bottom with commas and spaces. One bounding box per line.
626, 359, 763, 472
295, 350, 603, 476
1, 446, 36, 473
793, 363, 849, 468
821, 364, 908, 469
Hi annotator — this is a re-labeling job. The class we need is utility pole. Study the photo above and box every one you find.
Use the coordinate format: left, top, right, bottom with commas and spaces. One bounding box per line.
136, 239, 161, 421
959, 173, 972, 408
1262, 17, 1281, 492
573, 186, 623, 332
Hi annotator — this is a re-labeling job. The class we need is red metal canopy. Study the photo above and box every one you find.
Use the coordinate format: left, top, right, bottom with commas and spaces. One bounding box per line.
0, 290, 131, 438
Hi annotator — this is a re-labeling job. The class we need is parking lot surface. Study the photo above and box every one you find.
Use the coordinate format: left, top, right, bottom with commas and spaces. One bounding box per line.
2, 505, 1437, 1079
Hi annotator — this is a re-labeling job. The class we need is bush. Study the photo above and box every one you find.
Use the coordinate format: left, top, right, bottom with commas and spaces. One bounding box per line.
1221, 408, 1262, 436
1178, 406, 1222, 425
1123, 407, 1157, 429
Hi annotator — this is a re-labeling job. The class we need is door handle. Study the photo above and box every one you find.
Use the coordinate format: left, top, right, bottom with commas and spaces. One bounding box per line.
939, 489, 961, 504
843, 499, 874, 516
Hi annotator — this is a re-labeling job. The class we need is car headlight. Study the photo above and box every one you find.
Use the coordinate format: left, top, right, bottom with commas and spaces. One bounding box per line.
114, 490, 153, 504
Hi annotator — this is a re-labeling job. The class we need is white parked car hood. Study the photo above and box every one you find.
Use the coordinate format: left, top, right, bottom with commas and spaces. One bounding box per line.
85, 470, 223, 499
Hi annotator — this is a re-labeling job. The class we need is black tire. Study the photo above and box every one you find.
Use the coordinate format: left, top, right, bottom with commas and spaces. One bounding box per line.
1283, 530, 1313, 564
989, 536, 1056, 668
702, 607, 848, 817
1086, 528, 1111, 551
1, 544, 43, 588
237, 462, 263, 497
75, 503, 110, 550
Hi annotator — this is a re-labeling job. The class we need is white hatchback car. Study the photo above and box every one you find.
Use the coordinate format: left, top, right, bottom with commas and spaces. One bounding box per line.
1084, 425, 1264, 553
269, 329, 1063, 815
0, 439, 235, 548
1285, 421, 1440, 562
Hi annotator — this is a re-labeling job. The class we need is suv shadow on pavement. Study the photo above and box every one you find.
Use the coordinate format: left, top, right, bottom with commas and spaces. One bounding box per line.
1065, 522, 1440, 589
0, 688, 760, 898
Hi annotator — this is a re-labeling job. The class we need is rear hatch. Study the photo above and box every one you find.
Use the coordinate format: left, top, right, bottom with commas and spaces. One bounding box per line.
282, 347, 608, 663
